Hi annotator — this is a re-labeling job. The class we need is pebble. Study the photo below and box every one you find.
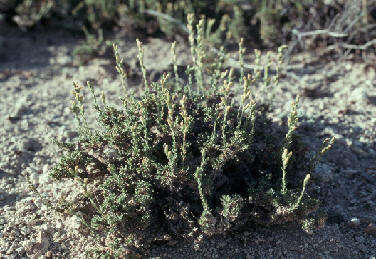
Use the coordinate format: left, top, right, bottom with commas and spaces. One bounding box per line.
20, 119, 30, 131
20, 226, 31, 236
349, 217, 360, 228
66, 215, 81, 230
42, 164, 50, 174
63, 106, 71, 116
28, 169, 40, 185
10, 94, 33, 118
55, 220, 63, 229
55, 56, 73, 66
39, 173, 50, 185
349, 87, 368, 104
39, 165, 51, 184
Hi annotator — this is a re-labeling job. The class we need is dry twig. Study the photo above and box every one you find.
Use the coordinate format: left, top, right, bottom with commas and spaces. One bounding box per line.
328, 39, 376, 50
291, 29, 348, 39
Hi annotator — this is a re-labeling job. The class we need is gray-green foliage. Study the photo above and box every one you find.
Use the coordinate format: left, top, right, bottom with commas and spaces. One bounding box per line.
48, 15, 334, 257
4, 0, 369, 47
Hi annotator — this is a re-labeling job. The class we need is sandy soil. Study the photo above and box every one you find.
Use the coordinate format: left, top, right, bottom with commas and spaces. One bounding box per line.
0, 24, 375, 258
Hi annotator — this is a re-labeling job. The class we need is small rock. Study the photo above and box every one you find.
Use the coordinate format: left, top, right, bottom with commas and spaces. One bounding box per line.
39, 165, 51, 184
28, 169, 39, 185
20, 226, 31, 235
63, 106, 71, 115
43, 164, 50, 173
349, 87, 368, 104
46, 250, 53, 258
20, 119, 30, 131
39, 173, 50, 185
349, 217, 360, 228
359, 136, 368, 143
56, 55, 73, 66
66, 215, 81, 230
365, 223, 376, 236
10, 94, 33, 118
55, 220, 63, 229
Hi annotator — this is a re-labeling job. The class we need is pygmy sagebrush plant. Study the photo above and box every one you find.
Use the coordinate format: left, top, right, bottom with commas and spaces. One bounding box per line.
48, 15, 334, 256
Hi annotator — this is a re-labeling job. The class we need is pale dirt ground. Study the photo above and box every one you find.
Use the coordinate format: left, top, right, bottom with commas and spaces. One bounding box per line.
0, 24, 375, 258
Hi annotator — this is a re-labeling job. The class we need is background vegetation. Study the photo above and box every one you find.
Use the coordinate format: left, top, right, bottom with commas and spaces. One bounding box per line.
1, 0, 375, 50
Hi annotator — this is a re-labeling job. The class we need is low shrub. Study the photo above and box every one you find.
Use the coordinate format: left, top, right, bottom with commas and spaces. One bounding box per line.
39, 15, 334, 257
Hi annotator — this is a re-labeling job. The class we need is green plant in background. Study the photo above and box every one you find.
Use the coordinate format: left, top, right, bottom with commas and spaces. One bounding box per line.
72, 27, 109, 65
42, 14, 335, 257
252, 0, 330, 46
2, 0, 372, 48
12, 0, 53, 29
